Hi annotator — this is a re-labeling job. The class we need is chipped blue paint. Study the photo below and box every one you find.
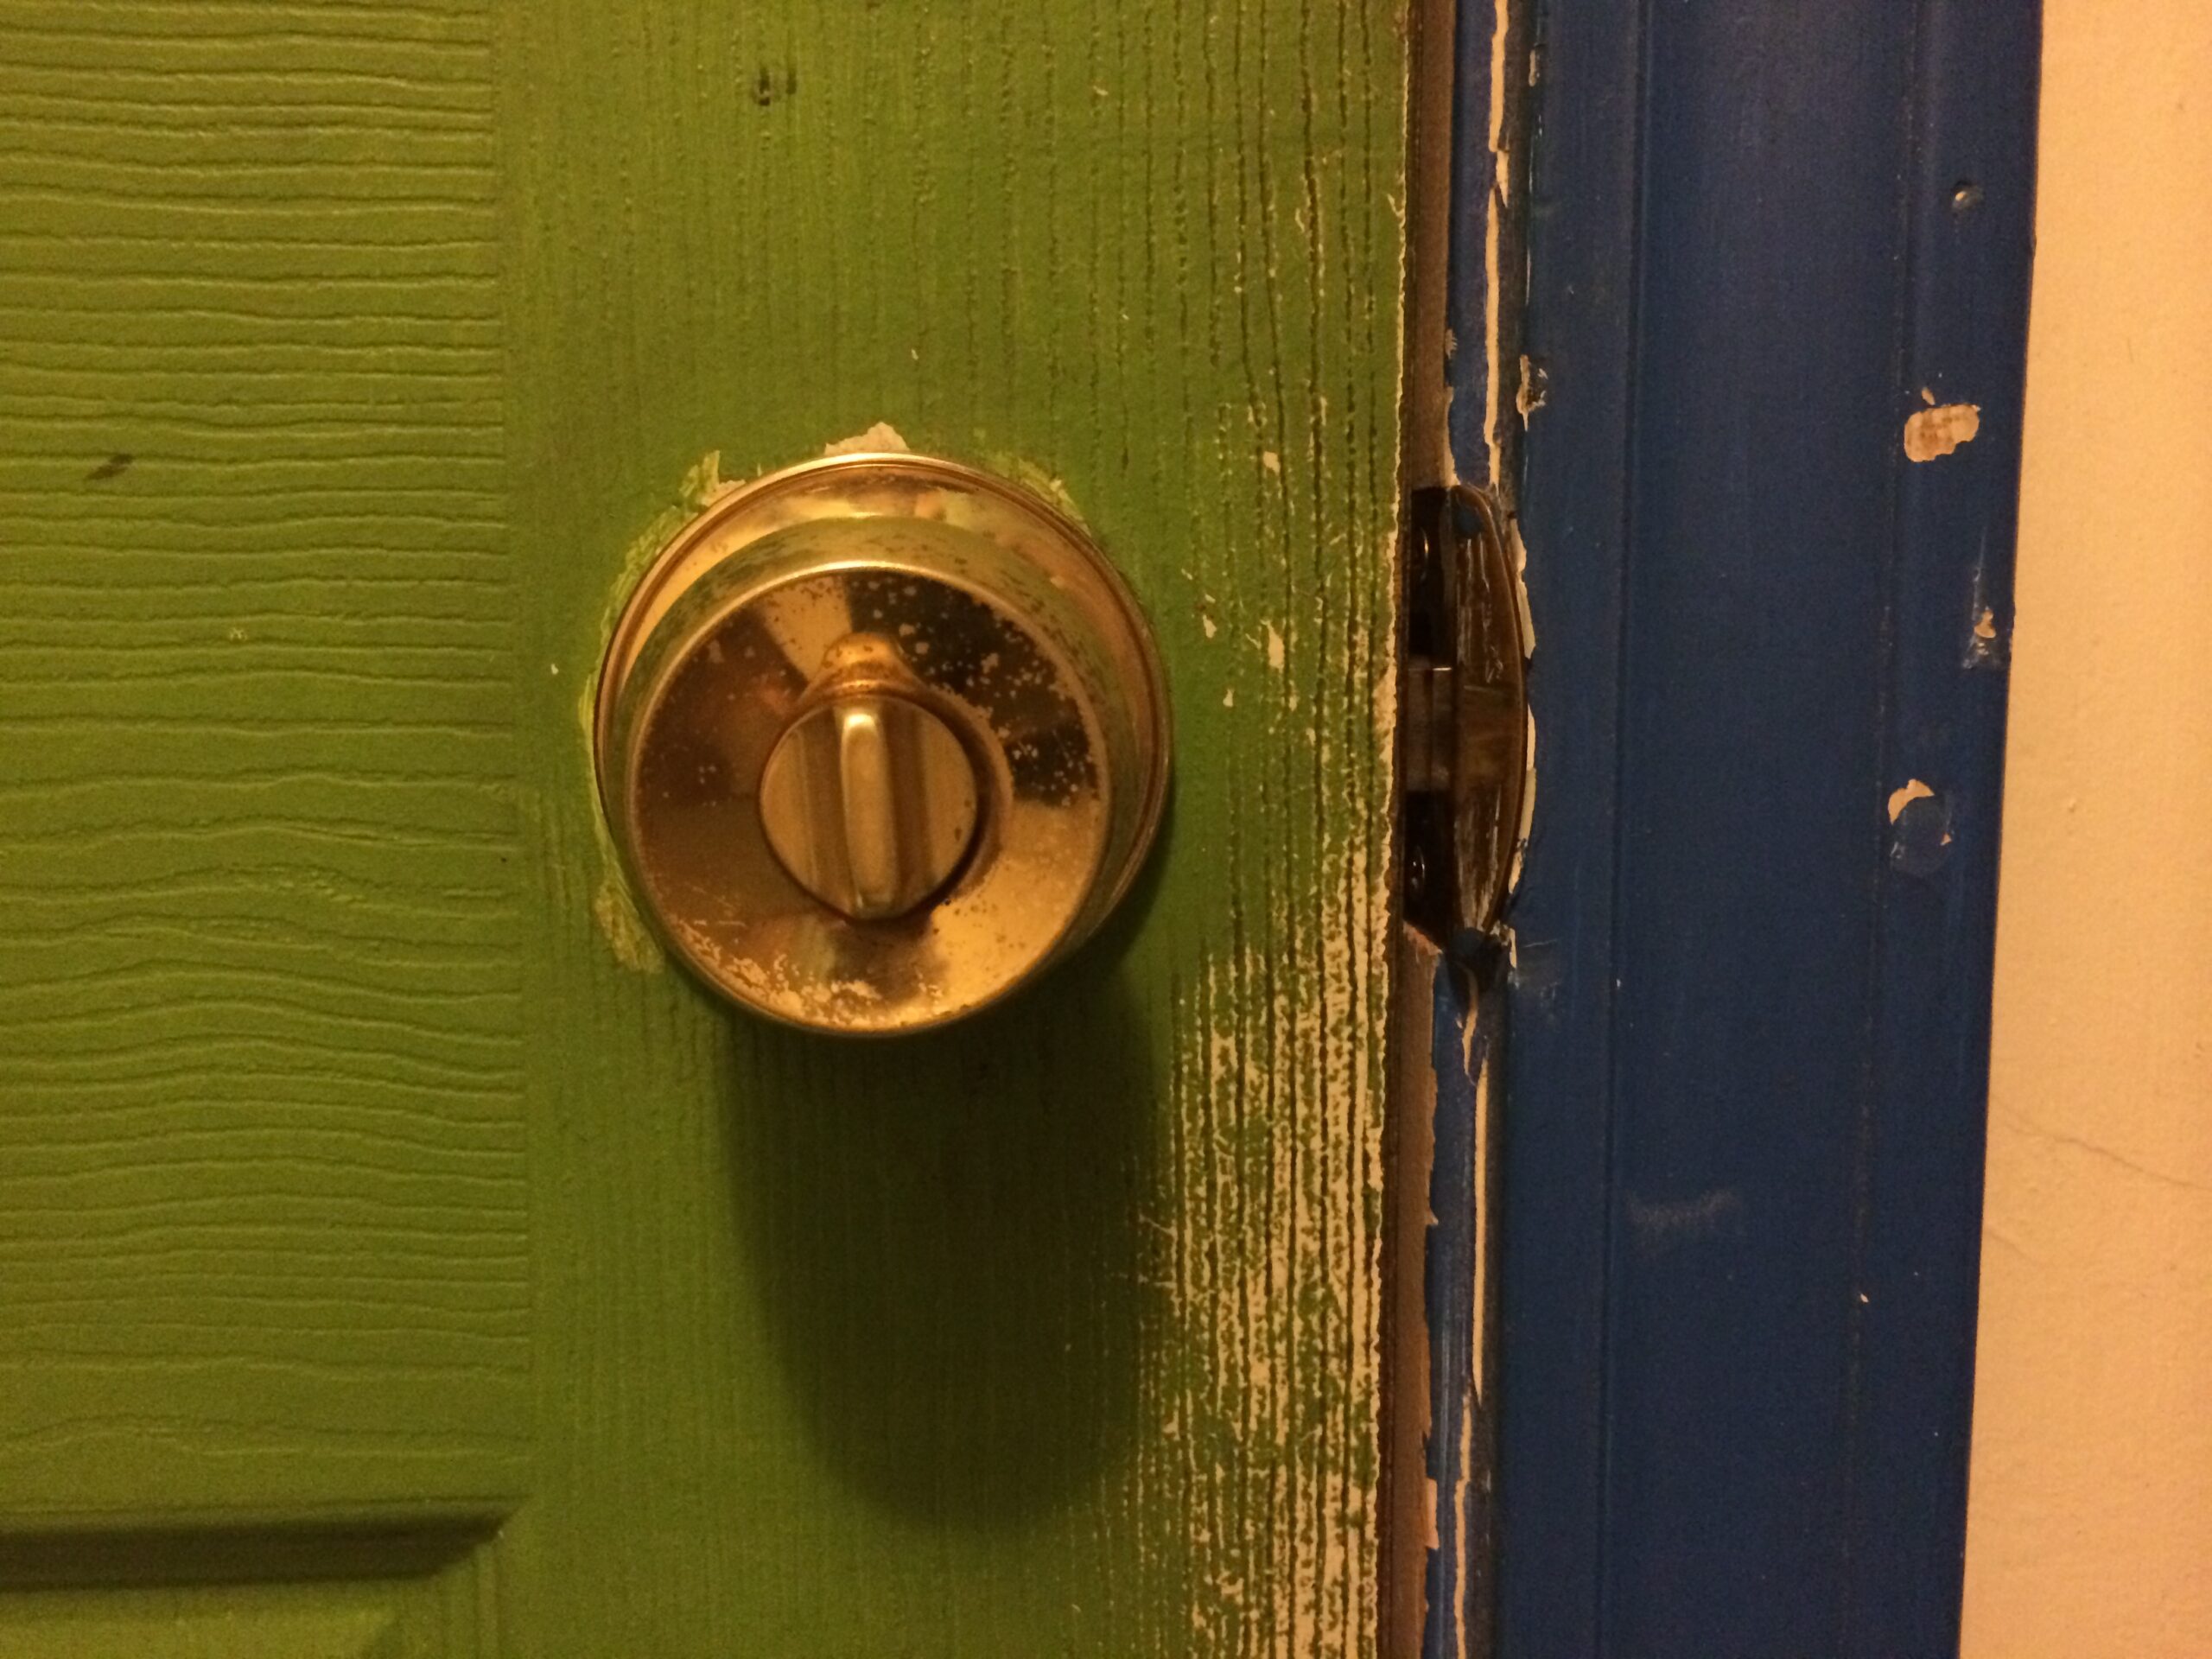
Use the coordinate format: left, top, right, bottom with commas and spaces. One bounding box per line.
1421, 955, 1483, 1659
1491, 0, 2041, 1654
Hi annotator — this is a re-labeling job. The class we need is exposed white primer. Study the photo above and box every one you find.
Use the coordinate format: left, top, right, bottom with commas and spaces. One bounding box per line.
820, 421, 911, 455
1904, 401, 1980, 462
1889, 778, 1936, 821
1484, 0, 1515, 480
578, 453, 744, 973
1165, 538, 1393, 1659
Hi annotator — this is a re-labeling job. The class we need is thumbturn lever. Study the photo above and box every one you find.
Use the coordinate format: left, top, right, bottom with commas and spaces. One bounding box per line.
755, 639, 981, 922
592, 451, 1171, 1036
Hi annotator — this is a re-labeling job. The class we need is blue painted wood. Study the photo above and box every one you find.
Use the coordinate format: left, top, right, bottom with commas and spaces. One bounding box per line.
1421, 957, 1484, 1659
1481, 0, 1641, 1649
1444, 0, 1501, 488
1485, 1, 2040, 1654
1415, 943, 1516, 1659
1853, 4, 2040, 1642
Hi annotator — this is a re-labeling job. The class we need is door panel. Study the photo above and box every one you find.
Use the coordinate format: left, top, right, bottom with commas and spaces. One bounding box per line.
0, 0, 529, 1522
1, 2, 1408, 1652
0, 1541, 495, 1659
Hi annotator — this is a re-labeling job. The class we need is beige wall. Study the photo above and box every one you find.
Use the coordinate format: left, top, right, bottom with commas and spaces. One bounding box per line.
1961, 3, 2212, 1653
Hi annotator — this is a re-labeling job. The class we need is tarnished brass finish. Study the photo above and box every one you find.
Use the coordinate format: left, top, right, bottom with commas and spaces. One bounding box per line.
1401, 484, 1530, 947
594, 452, 1171, 1034
757, 656, 981, 922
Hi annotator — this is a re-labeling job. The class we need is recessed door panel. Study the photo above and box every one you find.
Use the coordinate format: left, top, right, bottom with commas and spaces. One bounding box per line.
0, 0, 528, 1535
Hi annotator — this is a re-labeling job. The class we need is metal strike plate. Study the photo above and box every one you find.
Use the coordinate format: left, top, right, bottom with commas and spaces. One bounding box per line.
1402, 485, 1529, 950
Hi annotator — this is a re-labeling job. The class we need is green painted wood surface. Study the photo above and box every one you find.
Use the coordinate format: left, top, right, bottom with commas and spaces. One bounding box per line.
0, 2, 1407, 1652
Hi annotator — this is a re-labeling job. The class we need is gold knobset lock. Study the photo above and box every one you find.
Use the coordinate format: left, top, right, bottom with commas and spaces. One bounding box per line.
593, 451, 1172, 1035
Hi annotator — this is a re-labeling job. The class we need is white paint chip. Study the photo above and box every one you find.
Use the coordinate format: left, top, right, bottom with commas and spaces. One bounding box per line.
1261, 449, 1282, 474
1264, 623, 1286, 672
821, 421, 911, 456
1904, 402, 1981, 461
1889, 778, 1936, 822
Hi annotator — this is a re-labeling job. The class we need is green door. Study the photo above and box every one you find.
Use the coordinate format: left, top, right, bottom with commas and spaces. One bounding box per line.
0, 2, 1408, 1650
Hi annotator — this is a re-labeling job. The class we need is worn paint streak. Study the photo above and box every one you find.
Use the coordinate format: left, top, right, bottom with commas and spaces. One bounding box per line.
1481, 0, 1518, 485
1412, 957, 1497, 1659
1904, 401, 1982, 461
1626, 1187, 1746, 1248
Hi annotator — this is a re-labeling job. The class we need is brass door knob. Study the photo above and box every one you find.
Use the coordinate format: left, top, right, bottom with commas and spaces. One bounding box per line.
594, 452, 1170, 1035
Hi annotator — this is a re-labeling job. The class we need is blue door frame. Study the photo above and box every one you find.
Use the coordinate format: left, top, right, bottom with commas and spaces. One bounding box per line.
1453, 2, 2044, 1654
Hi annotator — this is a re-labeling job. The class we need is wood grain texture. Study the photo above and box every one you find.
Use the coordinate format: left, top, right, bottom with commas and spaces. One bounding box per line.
0, 0, 528, 1520
0, 0, 1407, 1650
1502, 0, 2038, 1650
499, 0, 1406, 1651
